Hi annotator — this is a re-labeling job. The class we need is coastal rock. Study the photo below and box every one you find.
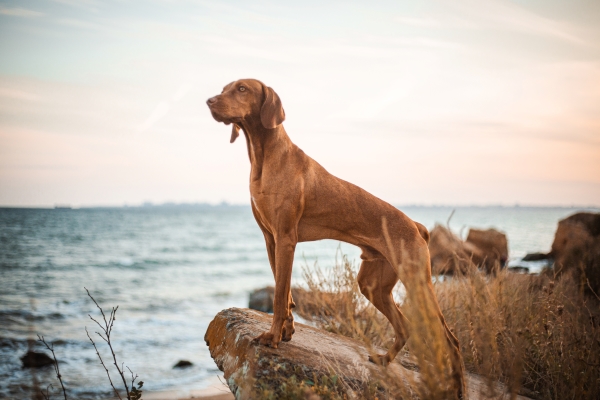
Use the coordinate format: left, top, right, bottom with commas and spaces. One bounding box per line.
465, 228, 509, 272
173, 360, 193, 368
250, 286, 328, 316
204, 307, 531, 400
550, 212, 600, 294
522, 252, 550, 261
429, 225, 508, 274
21, 351, 54, 368
248, 286, 275, 313
429, 225, 472, 274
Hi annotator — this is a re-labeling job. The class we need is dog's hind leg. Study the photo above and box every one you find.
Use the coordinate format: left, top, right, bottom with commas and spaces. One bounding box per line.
357, 255, 410, 366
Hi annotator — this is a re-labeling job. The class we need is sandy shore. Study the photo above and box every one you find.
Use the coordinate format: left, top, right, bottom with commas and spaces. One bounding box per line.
143, 387, 233, 400
141, 375, 234, 400
144, 392, 233, 400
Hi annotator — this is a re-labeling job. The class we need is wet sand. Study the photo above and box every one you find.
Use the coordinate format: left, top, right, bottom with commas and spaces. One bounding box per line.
143, 388, 233, 400
144, 393, 233, 400
141, 376, 234, 400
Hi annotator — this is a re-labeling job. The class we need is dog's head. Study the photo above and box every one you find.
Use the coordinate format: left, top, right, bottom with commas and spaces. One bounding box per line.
206, 79, 285, 143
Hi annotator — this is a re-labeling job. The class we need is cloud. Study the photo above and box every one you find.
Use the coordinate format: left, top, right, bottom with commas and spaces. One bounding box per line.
0, 87, 41, 102
451, 0, 592, 46
0, 6, 43, 18
395, 16, 442, 28
56, 18, 105, 31
137, 81, 196, 133
137, 101, 170, 133
171, 83, 194, 102
51, 0, 100, 13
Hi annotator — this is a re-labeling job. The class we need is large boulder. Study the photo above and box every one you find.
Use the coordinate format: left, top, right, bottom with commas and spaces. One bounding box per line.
465, 228, 509, 273
204, 307, 531, 399
429, 225, 472, 274
429, 225, 508, 274
550, 212, 600, 294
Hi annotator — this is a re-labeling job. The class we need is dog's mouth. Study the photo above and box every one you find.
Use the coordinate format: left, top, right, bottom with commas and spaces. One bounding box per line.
207, 105, 232, 125
208, 108, 245, 127
209, 109, 230, 125
207, 98, 245, 128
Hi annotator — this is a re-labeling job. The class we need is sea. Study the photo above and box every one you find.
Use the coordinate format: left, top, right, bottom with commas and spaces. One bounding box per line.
0, 205, 598, 399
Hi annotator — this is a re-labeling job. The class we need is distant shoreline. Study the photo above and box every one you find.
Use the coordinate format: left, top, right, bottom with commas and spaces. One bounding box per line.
1, 204, 599, 211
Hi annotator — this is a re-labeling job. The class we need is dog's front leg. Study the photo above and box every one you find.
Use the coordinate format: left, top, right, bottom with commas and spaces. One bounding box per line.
253, 233, 296, 348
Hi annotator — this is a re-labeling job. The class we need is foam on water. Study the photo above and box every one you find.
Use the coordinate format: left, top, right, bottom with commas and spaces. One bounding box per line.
0, 205, 597, 399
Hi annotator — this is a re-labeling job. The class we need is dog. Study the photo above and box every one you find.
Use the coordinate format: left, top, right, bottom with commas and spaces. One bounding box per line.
207, 79, 466, 398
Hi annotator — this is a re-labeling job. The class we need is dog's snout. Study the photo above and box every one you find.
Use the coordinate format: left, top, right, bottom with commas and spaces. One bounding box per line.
206, 96, 218, 106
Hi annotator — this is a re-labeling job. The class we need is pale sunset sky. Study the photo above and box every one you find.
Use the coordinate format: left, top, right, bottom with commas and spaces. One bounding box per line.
0, 0, 599, 207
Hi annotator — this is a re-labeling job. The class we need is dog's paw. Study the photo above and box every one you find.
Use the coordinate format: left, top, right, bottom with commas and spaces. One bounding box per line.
281, 326, 295, 342
252, 332, 279, 348
368, 353, 390, 367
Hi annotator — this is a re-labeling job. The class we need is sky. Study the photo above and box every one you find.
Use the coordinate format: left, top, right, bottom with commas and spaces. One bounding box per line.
0, 0, 599, 207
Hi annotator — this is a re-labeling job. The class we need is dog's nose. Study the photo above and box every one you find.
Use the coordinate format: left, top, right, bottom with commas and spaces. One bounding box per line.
206, 96, 218, 106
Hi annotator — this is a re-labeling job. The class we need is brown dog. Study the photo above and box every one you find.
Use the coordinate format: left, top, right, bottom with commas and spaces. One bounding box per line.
207, 79, 466, 398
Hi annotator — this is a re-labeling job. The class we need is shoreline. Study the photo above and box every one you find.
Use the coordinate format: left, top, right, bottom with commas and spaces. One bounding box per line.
137, 376, 233, 400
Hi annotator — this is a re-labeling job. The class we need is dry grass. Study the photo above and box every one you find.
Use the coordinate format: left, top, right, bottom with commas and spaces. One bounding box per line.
295, 255, 600, 399
437, 267, 600, 399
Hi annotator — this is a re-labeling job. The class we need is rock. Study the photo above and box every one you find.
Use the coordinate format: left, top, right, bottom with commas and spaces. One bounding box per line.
522, 252, 550, 261
428, 225, 509, 274
173, 360, 193, 368
508, 266, 529, 274
550, 212, 600, 294
250, 286, 327, 316
21, 351, 54, 368
465, 228, 509, 272
429, 225, 472, 274
204, 307, 532, 400
248, 286, 275, 313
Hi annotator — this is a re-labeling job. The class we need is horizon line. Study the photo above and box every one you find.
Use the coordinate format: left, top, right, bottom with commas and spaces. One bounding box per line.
1, 202, 599, 210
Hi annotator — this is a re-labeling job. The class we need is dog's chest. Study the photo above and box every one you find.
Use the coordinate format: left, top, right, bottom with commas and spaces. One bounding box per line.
250, 183, 285, 228
250, 194, 272, 229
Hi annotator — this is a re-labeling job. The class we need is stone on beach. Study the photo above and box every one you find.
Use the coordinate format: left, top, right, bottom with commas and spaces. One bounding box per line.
550, 212, 600, 294
429, 225, 508, 274
522, 252, 550, 261
249, 286, 318, 314
173, 360, 193, 368
20, 351, 54, 368
429, 225, 470, 274
465, 228, 509, 272
204, 307, 531, 399
248, 286, 275, 313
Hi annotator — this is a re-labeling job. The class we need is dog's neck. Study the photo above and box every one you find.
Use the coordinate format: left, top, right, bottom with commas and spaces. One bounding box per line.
239, 119, 292, 182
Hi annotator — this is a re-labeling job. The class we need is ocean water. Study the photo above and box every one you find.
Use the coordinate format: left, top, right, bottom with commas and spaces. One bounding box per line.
0, 205, 597, 399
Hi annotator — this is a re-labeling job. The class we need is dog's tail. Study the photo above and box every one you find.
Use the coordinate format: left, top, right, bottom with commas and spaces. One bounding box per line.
415, 222, 430, 244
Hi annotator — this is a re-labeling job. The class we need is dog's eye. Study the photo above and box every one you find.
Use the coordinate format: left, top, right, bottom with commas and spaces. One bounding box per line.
239, 86, 246, 92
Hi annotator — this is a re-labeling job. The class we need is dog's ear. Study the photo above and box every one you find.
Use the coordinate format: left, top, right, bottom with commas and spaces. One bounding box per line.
260, 85, 285, 129
230, 123, 241, 143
